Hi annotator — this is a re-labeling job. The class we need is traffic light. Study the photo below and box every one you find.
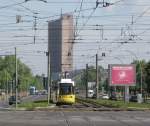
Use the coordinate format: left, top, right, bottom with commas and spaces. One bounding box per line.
102, 52, 105, 57
16, 15, 21, 23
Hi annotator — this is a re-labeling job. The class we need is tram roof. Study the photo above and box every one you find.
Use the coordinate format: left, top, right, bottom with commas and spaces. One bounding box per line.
60, 79, 74, 86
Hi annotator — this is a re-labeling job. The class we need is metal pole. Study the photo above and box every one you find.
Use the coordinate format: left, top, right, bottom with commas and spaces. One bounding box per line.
26, 80, 28, 96
15, 47, 18, 109
47, 52, 50, 104
85, 64, 88, 98
96, 54, 99, 99
124, 86, 129, 102
50, 61, 52, 101
140, 62, 143, 95
47, 51, 50, 105
6, 75, 8, 101
10, 80, 13, 96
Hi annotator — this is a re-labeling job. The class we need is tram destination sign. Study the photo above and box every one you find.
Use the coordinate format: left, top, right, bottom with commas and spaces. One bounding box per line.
109, 64, 136, 86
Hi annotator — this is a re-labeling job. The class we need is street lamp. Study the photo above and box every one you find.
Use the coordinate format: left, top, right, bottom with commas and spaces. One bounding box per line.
95, 53, 106, 99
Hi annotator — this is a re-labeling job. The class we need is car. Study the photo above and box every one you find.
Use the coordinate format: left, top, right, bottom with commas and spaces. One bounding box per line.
109, 94, 117, 100
129, 95, 138, 102
9, 96, 21, 105
75, 88, 79, 94
102, 94, 109, 99
88, 89, 95, 98
41, 91, 47, 95
92, 93, 96, 98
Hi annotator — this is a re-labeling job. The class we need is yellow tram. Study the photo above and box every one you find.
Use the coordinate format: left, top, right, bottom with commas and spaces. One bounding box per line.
57, 79, 75, 105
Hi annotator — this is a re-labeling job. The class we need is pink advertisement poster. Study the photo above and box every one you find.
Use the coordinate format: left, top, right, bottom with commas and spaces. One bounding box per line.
109, 65, 136, 86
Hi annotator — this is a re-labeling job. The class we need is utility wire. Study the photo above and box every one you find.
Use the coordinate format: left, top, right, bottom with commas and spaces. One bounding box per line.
77, 0, 124, 34
0, 1, 25, 10
19, 4, 38, 14
75, 0, 84, 36
132, 7, 150, 25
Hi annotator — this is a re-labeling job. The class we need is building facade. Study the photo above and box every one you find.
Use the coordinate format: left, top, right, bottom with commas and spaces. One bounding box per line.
48, 14, 74, 79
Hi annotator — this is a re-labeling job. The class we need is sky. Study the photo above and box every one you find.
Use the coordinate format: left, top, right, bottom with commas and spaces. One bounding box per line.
0, 0, 150, 75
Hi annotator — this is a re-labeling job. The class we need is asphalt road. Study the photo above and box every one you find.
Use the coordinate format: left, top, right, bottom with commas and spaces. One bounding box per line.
0, 111, 150, 126
21, 95, 47, 103
0, 101, 9, 108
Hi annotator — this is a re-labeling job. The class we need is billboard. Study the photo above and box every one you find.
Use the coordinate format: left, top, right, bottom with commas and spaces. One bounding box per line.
109, 64, 136, 86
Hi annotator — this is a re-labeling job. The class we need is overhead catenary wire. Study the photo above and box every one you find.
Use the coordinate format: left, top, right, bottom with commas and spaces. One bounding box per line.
75, 0, 84, 37
0, 0, 150, 74
0, 1, 25, 10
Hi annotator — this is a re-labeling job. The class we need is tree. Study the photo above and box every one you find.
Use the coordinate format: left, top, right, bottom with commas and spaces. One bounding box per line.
0, 56, 43, 93
73, 65, 107, 91
131, 60, 147, 92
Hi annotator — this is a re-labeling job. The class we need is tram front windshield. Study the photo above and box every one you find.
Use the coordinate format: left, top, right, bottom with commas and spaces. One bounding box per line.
59, 83, 74, 95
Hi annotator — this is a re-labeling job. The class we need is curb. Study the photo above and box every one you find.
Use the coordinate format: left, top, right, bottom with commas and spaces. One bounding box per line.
0, 104, 56, 111
13, 107, 150, 112
0, 105, 150, 112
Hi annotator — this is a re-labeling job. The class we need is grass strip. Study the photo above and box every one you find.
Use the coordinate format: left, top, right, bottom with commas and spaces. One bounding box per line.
18, 100, 50, 110
76, 97, 150, 110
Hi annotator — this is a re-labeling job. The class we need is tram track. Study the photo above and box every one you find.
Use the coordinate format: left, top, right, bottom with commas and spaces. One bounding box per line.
54, 97, 109, 111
